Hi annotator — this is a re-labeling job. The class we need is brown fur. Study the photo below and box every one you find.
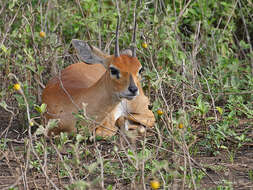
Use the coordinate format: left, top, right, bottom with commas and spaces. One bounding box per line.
42, 49, 155, 137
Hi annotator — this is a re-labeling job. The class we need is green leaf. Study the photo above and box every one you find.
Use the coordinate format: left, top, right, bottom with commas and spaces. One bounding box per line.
76, 134, 84, 143
216, 106, 223, 115
34, 103, 47, 113
107, 184, 113, 190
0, 101, 8, 110
154, 15, 158, 23
35, 125, 46, 136
47, 119, 60, 130
40, 103, 47, 113
1, 45, 7, 53
25, 65, 36, 73
220, 145, 227, 149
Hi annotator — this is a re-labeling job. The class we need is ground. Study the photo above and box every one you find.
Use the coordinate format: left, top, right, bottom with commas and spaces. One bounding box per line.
0, 106, 253, 190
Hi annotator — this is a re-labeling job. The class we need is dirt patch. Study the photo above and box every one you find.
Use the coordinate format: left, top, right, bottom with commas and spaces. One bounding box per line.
196, 147, 253, 189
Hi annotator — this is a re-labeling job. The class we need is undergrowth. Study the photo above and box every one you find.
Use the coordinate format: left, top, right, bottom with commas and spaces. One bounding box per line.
0, 0, 252, 189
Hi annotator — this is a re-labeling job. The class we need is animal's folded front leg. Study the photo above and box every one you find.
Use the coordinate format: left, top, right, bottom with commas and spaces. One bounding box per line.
95, 117, 118, 138
126, 111, 155, 129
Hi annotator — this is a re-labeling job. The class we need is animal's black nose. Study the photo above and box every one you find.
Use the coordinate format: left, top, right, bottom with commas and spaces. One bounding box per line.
128, 85, 138, 94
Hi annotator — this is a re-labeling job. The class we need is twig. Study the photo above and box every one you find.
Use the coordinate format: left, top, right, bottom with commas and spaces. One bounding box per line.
0, 102, 16, 141
118, 129, 138, 170
182, 58, 186, 111
197, 69, 218, 122
0, 1, 6, 16
95, 145, 105, 189
98, 0, 102, 49
58, 71, 80, 110
3, 145, 23, 189
222, 0, 239, 35
3, 176, 23, 190
173, 0, 193, 31
0, 4, 22, 46
141, 132, 147, 190
180, 131, 197, 190
51, 138, 74, 184
182, 140, 187, 190
75, 0, 85, 19
238, 0, 253, 75
191, 21, 201, 86
8, 73, 60, 190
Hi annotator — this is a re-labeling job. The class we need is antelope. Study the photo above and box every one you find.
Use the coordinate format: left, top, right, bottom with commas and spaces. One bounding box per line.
42, 18, 155, 138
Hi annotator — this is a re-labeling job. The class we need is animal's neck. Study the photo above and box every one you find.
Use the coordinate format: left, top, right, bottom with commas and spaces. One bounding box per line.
78, 72, 120, 121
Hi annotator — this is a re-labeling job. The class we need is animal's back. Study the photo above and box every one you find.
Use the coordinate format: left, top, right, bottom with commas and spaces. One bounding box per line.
42, 63, 106, 115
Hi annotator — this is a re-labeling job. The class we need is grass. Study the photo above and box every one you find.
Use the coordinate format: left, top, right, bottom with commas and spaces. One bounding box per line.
0, 0, 253, 189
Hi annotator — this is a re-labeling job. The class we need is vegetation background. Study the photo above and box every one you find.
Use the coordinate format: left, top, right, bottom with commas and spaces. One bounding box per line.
0, 0, 252, 189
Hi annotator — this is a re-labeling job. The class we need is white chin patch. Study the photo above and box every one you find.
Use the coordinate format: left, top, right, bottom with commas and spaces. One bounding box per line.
114, 100, 127, 121
124, 120, 129, 131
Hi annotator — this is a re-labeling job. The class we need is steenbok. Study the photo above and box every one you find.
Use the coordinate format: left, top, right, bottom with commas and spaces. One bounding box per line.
42, 18, 155, 137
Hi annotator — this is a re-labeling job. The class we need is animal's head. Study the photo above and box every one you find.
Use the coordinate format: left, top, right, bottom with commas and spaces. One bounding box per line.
71, 17, 143, 100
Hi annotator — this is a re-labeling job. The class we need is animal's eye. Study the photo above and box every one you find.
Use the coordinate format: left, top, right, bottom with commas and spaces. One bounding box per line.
110, 67, 120, 78
139, 67, 144, 74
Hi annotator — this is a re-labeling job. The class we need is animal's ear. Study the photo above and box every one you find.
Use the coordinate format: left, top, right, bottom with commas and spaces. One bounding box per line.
120, 49, 133, 56
72, 39, 109, 66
